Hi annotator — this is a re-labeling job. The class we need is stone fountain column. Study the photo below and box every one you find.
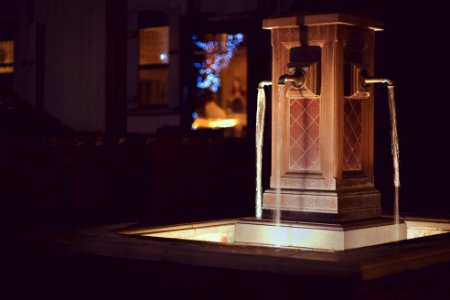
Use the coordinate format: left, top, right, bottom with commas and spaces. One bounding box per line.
262, 14, 385, 223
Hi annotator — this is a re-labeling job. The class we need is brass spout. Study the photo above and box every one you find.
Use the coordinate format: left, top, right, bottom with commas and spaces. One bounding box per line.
361, 70, 394, 87
364, 78, 394, 86
278, 70, 306, 88
258, 80, 272, 89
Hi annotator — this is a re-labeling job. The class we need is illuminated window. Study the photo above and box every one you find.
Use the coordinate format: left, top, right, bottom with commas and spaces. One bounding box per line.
191, 33, 248, 137
0, 40, 14, 74
138, 11, 169, 108
139, 27, 169, 65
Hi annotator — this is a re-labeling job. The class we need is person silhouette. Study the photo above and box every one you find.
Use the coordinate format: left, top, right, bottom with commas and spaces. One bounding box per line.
203, 89, 226, 119
227, 77, 246, 114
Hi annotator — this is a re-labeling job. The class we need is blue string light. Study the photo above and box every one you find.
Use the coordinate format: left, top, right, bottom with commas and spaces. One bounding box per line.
193, 33, 244, 92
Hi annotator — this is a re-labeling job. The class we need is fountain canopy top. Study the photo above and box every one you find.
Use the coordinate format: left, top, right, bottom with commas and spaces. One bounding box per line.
263, 13, 383, 31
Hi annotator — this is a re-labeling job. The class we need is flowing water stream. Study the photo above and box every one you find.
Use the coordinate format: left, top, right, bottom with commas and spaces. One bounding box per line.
274, 86, 284, 225
255, 84, 282, 224
387, 86, 400, 225
255, 88, 266, 218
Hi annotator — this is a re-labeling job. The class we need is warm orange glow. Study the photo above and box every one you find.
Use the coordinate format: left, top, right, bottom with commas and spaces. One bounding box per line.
0, 40, 14, 74
130, 221, 236, 244
137, 26, 170, 106
139, 26, 169, 65
194, 232, 231, 243
192, 117, 238, 130
0, 66, 13, 74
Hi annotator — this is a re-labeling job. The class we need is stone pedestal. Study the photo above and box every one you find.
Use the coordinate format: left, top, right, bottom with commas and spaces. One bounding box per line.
262, 14, 385, 223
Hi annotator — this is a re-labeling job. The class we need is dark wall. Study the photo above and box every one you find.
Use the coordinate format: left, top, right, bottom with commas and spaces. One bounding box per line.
1, 135, 254, 229
371, 3, 450, 216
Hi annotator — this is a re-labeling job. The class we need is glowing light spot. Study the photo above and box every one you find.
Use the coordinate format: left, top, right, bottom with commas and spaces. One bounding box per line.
160, 53, 168, 63
191, 117, 238, 130
210, 118, 235, 128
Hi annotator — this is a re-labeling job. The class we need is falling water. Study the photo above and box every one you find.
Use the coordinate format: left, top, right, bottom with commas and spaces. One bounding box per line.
255, 88, 266, 218
387, 86, 400, 225
274, 86, 284, 225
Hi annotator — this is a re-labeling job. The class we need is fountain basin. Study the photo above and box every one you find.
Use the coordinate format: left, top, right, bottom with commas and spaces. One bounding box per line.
24, 216, 450, 298
119, 216, 446, 251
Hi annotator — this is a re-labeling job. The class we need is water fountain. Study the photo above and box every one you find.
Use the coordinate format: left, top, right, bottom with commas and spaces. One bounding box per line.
51, 13, 450, 292
118, 14, 450, 250
234, 13, 405, 250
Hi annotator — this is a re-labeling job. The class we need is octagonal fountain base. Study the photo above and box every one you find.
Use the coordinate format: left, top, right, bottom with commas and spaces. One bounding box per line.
235, 218, 406, 250
119, 216, 445, 252
26, 215, 450, 298
20, 217, 450, 299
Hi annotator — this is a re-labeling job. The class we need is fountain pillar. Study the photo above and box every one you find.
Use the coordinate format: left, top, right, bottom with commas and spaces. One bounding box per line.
262, 14, 384, 223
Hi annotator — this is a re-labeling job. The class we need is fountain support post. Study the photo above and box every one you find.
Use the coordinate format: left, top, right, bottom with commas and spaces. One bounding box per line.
262, 13, 387, 223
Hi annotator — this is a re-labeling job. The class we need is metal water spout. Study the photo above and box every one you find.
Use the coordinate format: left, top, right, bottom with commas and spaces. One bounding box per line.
278, 69, 306, 88
258, 80, 272, 89
360, 70, 394, 88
